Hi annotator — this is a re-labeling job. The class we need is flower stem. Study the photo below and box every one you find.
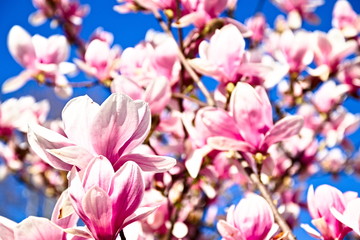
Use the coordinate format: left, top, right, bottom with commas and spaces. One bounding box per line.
120, 230, 126, 240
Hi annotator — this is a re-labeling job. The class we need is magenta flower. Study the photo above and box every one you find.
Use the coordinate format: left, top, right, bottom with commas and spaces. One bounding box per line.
217, 193, 277, 240
331, 198, 360, 237
68, 156, 156, 240
28, 93, 176, 172
207, 82, 303, 154
301, 184, 357, 240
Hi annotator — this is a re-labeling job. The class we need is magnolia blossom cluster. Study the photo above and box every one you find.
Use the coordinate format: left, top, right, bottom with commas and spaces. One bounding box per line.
1, 0, 360, 240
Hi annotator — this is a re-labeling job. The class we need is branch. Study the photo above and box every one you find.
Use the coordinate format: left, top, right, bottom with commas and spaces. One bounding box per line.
152, 9, 215, 107
238, 156, 296, 240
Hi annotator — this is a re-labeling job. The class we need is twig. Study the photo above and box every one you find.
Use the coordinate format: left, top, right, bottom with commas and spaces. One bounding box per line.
120, 230, 126, 240
152, 9, 215, 107
238, 156, 296, 240
172, 92, 208, 107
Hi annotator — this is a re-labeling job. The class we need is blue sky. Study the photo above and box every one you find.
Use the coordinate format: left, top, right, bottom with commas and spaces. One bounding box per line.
0, 0, 360, 239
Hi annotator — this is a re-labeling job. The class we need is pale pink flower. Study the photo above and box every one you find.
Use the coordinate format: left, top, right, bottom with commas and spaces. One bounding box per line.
114, 0, 176, 13
207, 82, 303, 155
311, 81, 349, 113
322, 106, 360, 148
29, 0, 89, 28
331, 198, 360, 237
301, 184, 357, 240
74, 39, 121, 84
68, 157, 157, 240
111, 76, 171, 115
332, 0, 360, 37
4, 26, 75, 98
120, 38, 180, 86
271, 0, 324, 26
0, 96, 49, 135
176, 0, 228, 28
189, 24, 245, 84
309, 29, 357, 80
268, 30, 314, 74
217, 193, 277, 240
89, 27, 114, 45
319, 148, 346, 173
337, 60, 360, 93
245, 13, 267, 43
28, 93, 176, 172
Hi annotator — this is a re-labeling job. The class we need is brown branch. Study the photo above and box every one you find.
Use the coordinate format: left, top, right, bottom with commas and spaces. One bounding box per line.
238, 156, 296, 240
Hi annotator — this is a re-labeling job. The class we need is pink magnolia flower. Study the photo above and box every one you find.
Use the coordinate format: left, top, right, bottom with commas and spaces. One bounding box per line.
29, 0, 89, 28
189, 24, 246, 84
111, 76, 171, 115
311, 81, 349, 113
28, 93, 176, 172
176, 0, 228, 28
74, 39, 121, 84
331, 198, 360, 237
217, 193, 277, 240
0, 96, 49, 136
301, 184, 357, 240
114, 0, 176, 13
337, 60, 360, 93
271, 0, 324, 26
68, 156, 156, 240
267, 29, 313, 74
3, 26, 75, 98
322, 106, 360, 148
245, 13, 267, 43
207, 82, 303, 155
332, 0, 360, 37
309, 29, 357, 80
120, 37, 180, 86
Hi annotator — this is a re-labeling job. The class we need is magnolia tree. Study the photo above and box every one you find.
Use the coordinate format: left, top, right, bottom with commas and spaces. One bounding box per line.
1, 0, 360, 239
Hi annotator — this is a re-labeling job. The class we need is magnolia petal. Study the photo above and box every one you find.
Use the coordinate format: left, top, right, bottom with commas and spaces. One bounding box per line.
207, 136, 253, 152
7, 25, 36, 67
27, 123, 74, 171
144, 77, 171, 114
46, 146, 94, 170
300, 223, 322, 239
188, 58, 221, 79
116, 101, 151, 156
62, 95, 100, 152
63, 227, 93, 239
82, 156, 114, 192
123, 205, 158, 228
0, 216, 16, 240
51, 189, 78, 229
15, 217, 64, 240
217, 220, 243, 240
2, 70, 33, 93
263, 116, 304, 148
185, 145, 212, 178
89, 94, 141, 162
82, 186, 114, 239
114, 153, 176, 172
108, 161, 144, 228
